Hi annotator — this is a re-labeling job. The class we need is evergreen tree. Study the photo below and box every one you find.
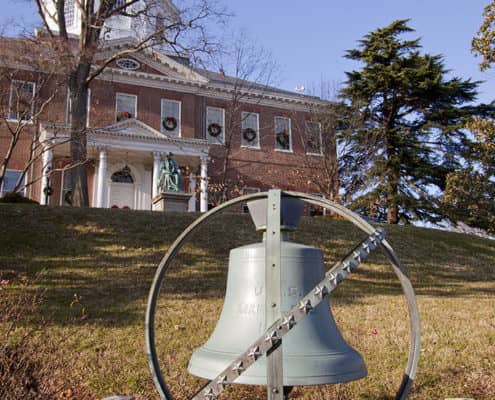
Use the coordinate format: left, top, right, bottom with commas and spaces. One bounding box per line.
339, 20, 494, 224
442, 117, 495, 234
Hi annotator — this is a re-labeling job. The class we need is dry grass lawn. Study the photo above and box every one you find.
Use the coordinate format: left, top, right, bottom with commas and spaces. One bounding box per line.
0, 203, 494, 399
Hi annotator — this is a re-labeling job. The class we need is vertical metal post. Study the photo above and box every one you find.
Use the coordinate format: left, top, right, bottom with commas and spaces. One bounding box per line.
265, 189, 284, 400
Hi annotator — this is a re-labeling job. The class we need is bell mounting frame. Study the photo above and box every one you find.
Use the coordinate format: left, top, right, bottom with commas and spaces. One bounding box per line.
145, 190, 421, 400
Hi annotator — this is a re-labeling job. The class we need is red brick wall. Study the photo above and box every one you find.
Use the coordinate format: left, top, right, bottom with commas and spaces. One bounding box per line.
89, 80, 199, 138
205, 99, 326, 196
1, 65, 332, 205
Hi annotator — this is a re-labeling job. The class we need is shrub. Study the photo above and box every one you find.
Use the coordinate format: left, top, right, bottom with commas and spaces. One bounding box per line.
0, 191, 38, 204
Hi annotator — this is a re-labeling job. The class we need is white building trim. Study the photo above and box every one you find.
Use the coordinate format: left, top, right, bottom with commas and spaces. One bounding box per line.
40, 120, 209, 158
200, 156, 208, 213
40, 143, 53, 205
96, 65, 327, 113
96, 147, 108, 207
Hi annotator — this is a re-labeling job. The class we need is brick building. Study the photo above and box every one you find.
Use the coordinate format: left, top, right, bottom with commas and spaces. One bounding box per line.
0, 1, 332, 211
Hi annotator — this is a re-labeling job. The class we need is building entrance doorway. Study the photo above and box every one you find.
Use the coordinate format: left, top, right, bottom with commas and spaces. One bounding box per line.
108, 165, 135, 209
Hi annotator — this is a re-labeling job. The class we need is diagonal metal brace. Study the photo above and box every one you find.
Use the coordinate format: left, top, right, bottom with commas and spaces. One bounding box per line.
191, 228, 386, 400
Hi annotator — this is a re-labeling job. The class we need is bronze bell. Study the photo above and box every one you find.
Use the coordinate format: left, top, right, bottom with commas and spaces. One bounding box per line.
188, 197, 367, 386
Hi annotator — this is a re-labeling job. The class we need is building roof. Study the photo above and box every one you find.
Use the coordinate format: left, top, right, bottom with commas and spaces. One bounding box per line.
0, 35, 329, 111
194, 67, 322, 103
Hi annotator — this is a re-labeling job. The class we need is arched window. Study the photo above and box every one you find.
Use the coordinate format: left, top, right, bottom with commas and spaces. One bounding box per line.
111, 165, 134, 183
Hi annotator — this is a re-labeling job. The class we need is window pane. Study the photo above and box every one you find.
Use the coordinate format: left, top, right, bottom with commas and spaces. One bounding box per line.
63, 169, 72, 191
1, 170, 23, 194
274, 117, 291, 151
116, 93, 136, 121
161, 99, 180, 136
206, 107, 224, 144
62, 169, 72, 205
9, 81, 35, 121
65, 0, 75, 26
111, 165, 134, 183
306, 121, 322, 154
241, 112, 259, 147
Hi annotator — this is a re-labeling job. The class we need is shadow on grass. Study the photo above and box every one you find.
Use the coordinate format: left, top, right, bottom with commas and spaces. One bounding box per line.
1, 204, 494, 328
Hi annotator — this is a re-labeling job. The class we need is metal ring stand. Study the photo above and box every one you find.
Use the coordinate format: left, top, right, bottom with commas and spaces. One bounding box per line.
145, 191, 421, 400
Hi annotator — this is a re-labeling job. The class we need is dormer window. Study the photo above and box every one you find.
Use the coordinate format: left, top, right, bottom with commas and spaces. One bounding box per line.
116, 58, 140, 70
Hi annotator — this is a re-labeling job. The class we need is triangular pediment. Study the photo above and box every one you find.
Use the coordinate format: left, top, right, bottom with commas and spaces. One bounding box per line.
94, 37, 208, 83
93, 118, 209, 156
101, 118, 166, 139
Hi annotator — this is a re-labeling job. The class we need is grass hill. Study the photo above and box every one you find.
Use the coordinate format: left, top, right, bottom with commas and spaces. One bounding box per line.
0, 204, 494, 400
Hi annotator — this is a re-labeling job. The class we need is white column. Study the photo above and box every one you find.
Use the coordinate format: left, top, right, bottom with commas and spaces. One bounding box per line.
152, 152, 161, 200
200, 156, 208, 212
96, 147, 107, 208
188, 174, 197, 212
40, 144, 53, 206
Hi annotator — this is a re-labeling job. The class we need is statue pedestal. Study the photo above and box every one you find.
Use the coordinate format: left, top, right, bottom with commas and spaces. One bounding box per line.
152, 191, 191, 212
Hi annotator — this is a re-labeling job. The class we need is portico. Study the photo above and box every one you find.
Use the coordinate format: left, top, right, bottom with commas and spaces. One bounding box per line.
39, 119, 209, 211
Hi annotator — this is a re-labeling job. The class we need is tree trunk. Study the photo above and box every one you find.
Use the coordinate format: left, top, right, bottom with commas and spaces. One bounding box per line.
0, 136, 18, 191
387, 169, 399, 224
326, 133, 340, 203
69, 75, 90, 207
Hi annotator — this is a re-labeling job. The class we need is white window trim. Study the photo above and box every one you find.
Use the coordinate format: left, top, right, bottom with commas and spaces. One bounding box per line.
116, 58, 140, 70
115, 92, 137, 122
160, 98, 182, 137
274, 116, 293, 153
305, 121, 323, 156
206, 106, 225, 145
60, 168, 72, 206
242, 187, 261, 195
7, 80, 35, 124
0, 169, 26, 196
240, 111, 260, 150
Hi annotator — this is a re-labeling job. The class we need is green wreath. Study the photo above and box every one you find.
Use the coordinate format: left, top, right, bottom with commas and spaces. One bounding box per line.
117, 111, 132, 122
208, 122, 222, 137
162, 116, 178, 131
243, 128, 257, 142
276, 130, 290, 149
307, 137, 320, 152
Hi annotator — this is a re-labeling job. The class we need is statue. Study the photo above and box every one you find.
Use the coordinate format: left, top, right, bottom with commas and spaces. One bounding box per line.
158, 152, 182, 192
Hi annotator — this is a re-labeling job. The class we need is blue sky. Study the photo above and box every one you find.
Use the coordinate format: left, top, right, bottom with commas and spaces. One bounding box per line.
2, 0, 494, 104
